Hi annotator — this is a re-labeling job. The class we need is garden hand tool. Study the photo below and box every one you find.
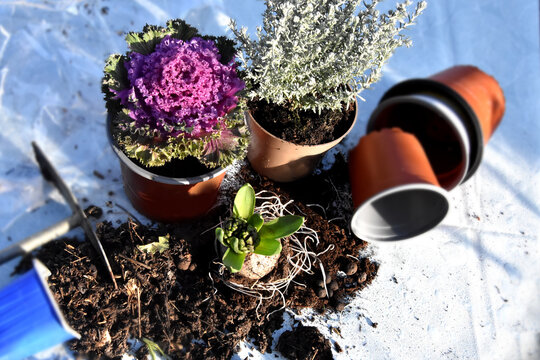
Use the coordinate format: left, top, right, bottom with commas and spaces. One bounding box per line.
0, 142, 118, 289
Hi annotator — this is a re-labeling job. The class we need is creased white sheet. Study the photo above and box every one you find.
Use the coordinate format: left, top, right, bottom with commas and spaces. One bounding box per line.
0, 1, 538, 359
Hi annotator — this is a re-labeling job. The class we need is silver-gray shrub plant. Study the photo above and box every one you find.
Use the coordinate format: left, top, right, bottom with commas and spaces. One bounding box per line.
230, 0, 427, 114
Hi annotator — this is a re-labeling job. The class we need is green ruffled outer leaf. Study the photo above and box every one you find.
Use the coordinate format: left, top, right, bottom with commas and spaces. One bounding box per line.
110, 106, 249, 169
167, 19, 200, 41
233, 184, 255, 220
126, 24, 169, 55
205, 35, 237, 64
259, 215, 304, 242
102, 54, 128, 115
248, 213, 264, 232
253, 238, 282, 256
112, 113, 249, 168
222, 248, 246, 273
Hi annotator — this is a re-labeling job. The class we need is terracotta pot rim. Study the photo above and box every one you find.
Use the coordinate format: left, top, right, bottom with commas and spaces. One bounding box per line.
246, 98, 358, 149
380, 78, 483, 183
106, 114, 227, 185
350, 183, 450, 242
367, 93, 470, 190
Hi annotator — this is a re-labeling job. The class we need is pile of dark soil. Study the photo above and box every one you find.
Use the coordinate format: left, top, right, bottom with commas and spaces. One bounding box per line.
248, 99, 355, 145
277, 325, 333, 360
20, 160, 378, 359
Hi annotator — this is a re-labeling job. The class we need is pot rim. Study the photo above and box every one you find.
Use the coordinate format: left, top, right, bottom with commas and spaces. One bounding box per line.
367, 93, 470, 190
245, 97, 358, 149
350, 183, 450, 242
106, 114, 227, 185
380, 78, 483, 183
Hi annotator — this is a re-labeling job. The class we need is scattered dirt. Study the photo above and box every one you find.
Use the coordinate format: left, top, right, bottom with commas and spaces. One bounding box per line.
18, 160, 378, 359
248, 99, 355, 145
93, 170, 105, 180
84, 205, 103, 219
277, 325, 333, 360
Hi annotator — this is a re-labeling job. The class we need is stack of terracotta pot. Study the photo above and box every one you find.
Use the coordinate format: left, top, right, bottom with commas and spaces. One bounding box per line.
348, 65, 506, 242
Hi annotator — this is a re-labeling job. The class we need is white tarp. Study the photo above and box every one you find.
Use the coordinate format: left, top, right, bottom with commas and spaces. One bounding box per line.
0, 1, 538, 359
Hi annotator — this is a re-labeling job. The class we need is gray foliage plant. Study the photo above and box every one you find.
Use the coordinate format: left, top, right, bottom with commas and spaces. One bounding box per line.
230, 0, 427, 113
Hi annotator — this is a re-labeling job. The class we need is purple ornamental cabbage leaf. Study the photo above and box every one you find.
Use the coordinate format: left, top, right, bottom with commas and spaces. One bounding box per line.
115, 35, 244, 139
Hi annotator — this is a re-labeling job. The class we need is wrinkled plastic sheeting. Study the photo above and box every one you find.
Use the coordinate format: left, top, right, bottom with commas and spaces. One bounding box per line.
0, 0, 121, 232
0, 1, 539, 360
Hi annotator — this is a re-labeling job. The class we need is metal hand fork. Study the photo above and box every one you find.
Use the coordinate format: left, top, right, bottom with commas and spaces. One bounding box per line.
0, 142, 118, 289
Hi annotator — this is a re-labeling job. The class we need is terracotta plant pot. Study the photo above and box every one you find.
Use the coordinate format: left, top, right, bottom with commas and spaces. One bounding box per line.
246, 99, 358, 182
367, 93, 470, 190
348, 128, 450, 242
107, 116, 226, 222
379, 65, 505, 182
430, 66, 505, 145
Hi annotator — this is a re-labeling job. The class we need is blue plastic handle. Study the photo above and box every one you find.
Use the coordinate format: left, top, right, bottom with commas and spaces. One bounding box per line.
0, 259, 80, 360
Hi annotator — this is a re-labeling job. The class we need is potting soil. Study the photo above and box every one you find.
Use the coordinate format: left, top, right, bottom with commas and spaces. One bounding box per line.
18, 159, 378, 359
248, 99, 356, 146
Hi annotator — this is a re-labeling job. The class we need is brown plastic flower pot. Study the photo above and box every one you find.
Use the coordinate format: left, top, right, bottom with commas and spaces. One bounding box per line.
430, 66, 505, 145
366, 93, 470, 190
379, 65, 505, 183
107, 116, 226, 223
246, 99, 358, 182
348, 128, 450, 242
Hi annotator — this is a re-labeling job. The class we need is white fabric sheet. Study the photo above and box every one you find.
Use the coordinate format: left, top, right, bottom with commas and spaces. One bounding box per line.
0, 1, 538, 359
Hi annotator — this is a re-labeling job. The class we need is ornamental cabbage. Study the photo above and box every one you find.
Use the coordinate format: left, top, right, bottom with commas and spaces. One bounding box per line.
102, 19, 248, 168
115, 35, 244, 139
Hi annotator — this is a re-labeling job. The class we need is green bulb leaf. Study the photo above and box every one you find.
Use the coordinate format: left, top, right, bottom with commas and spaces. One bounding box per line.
233, 183, 255, 220
259, 215, 304, 242
248, 213, 264, 232
222, 248, 246, 273
253, 238, 282, 256
215, 227, 225, 246
229, 237, 241, 254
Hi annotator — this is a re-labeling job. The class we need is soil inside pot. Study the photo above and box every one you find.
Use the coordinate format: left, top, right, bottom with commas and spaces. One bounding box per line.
16, 159, 378, 359
248, 99, 356, 145
129, 155, 218, 179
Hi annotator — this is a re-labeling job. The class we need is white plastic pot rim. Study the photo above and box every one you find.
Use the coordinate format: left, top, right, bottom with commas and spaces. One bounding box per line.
378, 78, 484, 183
350, 183, 450, 243
367, 93, 471, 189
